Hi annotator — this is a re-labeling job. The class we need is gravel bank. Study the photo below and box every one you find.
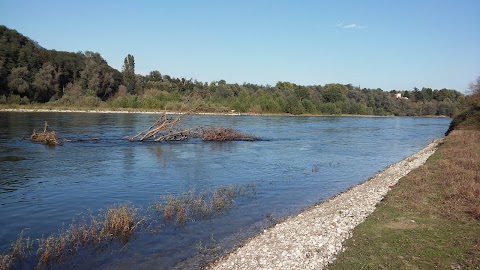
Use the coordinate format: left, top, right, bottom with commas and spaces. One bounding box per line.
209, 140, 441, 270
0, 108, 248, 116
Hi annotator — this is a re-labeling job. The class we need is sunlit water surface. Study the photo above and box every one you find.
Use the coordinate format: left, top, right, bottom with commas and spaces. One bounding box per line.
0, 112, 450, 269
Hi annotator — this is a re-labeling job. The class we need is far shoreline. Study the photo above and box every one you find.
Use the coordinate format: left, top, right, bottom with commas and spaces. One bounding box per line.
0, 107, 449, 118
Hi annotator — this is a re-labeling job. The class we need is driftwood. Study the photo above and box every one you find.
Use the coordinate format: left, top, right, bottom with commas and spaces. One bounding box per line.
201, 126, 257, 141
126, 112, 257, 142
30, 122, 60, 145
30, 122, 102, 145
127, 112, 199, 142
30, 113, 257, 145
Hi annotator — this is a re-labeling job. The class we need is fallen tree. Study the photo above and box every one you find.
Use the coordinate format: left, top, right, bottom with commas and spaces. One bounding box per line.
126, 112, 199, 142
30, 113, 257, 146
126, 112, 257, 142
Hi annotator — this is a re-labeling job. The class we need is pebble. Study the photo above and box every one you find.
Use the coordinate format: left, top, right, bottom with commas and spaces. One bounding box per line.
208, 140, 441, 270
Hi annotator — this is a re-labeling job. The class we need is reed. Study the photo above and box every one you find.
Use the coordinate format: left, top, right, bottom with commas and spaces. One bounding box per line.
0, 231, 32, 270
102, 203, 142, 238
35, 203, 141, 269
0, 184, 254, 269
0, 254, 10, 270
154, 184, 250, 225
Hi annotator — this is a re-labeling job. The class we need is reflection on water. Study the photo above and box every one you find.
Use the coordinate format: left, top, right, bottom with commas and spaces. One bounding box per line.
0, 112, 450, 269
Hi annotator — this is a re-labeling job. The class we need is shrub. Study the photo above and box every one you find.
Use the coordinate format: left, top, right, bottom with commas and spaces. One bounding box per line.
7, 94, 30, 105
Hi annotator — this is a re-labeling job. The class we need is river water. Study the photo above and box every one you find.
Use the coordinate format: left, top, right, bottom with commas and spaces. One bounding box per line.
0, 112, 450, 269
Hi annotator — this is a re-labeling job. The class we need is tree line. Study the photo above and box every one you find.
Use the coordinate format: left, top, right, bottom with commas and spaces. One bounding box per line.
0, 25, 467, 117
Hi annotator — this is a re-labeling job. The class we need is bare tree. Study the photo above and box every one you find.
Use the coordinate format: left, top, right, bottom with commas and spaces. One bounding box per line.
469, 75, 480, 107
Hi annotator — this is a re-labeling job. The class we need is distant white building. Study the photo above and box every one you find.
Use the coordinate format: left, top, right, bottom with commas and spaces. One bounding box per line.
395, 93, 409, 100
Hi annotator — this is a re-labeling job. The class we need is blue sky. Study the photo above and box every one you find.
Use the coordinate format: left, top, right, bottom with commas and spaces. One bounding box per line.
1, 0, 479, 93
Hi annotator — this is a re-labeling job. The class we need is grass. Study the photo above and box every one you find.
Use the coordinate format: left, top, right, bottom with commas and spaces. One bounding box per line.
0, 184, 255, 270
0, 203, 141, 270
153, 184, 253, 225
0, 230, 32, 270
328, 129, 480, 269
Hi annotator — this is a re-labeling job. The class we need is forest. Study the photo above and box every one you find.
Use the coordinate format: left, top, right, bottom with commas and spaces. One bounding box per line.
0, 25, 467, 117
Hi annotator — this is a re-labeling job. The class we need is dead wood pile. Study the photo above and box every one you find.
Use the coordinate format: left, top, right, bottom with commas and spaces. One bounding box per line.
30, 122, 60, 145
200, 126, 257, 141
127, 112, 199, 142
126, 113, 257, 142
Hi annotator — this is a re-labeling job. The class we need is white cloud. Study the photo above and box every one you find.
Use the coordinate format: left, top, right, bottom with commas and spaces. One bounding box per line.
343, 24, 357, 29
336, 23, 367, 30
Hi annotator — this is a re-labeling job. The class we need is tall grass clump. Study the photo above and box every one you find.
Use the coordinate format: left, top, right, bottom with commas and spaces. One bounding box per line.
102, 204, 142, 238
36, 203, 142, 268
0, 183, 256, 269
0, 203, 142, 270
153, 184, 253, 225
0, 231, 32, 270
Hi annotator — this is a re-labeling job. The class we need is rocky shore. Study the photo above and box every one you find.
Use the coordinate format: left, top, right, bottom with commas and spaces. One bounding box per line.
209, 140, 441, 270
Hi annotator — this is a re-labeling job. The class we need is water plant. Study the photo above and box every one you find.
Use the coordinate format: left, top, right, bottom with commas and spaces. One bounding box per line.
0, 230, 32, 270
153, 184, 251, 225
195, 234, 221, 257
0, 203, 142, 270
0, 184, 255, 269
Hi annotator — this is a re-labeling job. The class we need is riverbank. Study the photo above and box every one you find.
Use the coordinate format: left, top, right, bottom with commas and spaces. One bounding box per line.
328, 129, 480, 269
0, 107, 448, 118
208, 140, 441, 269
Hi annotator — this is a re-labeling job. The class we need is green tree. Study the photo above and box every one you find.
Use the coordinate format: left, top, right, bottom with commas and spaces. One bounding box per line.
79, 53, 115, 98
33, 63, 58, 102
421, 87, 433, 102
145, 70, 162, 89
322, 83, 347, 103
8, 66, 30, 96
80, 58, 101, 96
0, 57, 7, 96
122, 54, 136, 94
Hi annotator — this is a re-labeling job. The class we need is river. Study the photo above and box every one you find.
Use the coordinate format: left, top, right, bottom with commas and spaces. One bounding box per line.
0, 112, 450, 269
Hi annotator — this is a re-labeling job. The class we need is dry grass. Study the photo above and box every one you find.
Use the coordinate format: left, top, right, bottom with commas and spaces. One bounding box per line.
0, 255, 9, 270
36, 203, 142, 268
0, 184, 255, 269
102, 204, 141, 238
329, 129, 480, 269
0, 231, 32, 270
201, 126, 257, 141
397, 130, 480, 221
0, 203, 141, 270
154, 185, 250, 225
